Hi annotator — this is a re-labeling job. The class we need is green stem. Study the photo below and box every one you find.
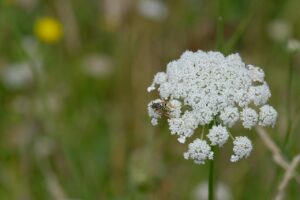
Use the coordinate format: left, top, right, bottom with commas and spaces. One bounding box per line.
208, 0, 224, 198
229, 132, 235, 141
209, 147, 215, 200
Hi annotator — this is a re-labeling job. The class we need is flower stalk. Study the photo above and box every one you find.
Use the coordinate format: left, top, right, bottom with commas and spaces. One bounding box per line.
210, 0, 224, 197
209, 147, 215, 200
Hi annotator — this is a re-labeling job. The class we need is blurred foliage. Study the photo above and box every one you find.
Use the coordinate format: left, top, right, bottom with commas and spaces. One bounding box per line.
0, 0, 300, 199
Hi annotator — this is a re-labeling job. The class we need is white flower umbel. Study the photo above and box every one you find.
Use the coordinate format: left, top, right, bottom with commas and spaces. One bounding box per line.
147, 50, 277, 163
207, 125, 229, 147
258, 105, 277, 127
230, 136, 253, 162
184, 139, 214, 165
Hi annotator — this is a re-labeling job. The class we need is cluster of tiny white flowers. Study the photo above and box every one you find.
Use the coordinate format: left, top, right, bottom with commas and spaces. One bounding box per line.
249, 83, 271, 106
220, 106, 239, 128
230, 136, 253, 162
147, 50, 278, 164
240, 108, 258, 129
207, 125, 229, 147
247, 65, 265, 83
258, 105, 277, 127
183, 139, 214, 165
168, 111, 199, 143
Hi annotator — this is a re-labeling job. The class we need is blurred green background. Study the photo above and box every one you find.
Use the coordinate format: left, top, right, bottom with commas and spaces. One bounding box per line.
0, 0, 300, 199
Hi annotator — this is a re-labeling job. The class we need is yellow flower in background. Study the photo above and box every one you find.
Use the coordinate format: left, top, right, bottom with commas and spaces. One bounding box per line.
34, 17, 63, 44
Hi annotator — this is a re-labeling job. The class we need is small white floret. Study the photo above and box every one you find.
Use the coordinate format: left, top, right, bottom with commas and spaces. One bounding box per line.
220, 106, 239, 127
184, 139, 214, 165
249, 83, 271, 106
241, 108, 258, 129
207, 125, 229, 147
153, 72, 167, 84
147, 85, 155, 92
230, 136, 253, 162
168, 111, 198, 143
247, 65, 265, 83
258, 105, 277, 127
151, 118, 158, 126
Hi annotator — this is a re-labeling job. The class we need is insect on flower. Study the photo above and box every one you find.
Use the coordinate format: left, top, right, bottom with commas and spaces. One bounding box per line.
148, 99, 182, 126
150, 100, 173, 117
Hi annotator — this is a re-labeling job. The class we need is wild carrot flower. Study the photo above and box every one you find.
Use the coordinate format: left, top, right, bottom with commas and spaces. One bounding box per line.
147, 50, 277, 164
34, 17, 63, 44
